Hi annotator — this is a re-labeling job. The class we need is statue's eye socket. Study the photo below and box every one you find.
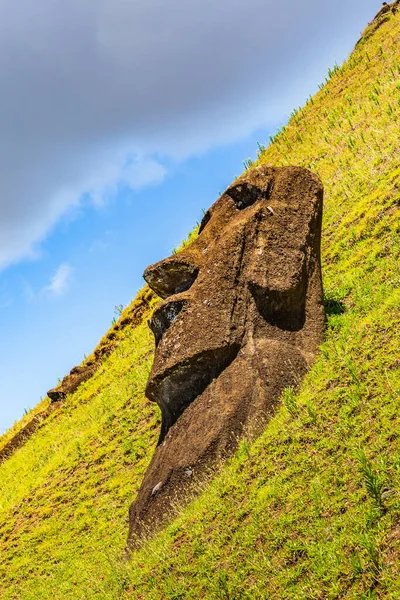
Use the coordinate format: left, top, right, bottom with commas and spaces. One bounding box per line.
227, 181, 272, 210
198, 209, 211, 233
227, 182, 262, 209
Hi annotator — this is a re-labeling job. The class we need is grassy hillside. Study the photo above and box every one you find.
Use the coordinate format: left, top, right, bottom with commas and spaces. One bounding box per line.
1, 6, 400, 599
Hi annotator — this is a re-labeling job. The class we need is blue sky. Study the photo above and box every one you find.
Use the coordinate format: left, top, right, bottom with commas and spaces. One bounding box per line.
0, 0, 380, 432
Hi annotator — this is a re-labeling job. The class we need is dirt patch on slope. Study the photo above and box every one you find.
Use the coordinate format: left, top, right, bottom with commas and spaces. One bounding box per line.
0, 403, 58, 463
356, 1, 400, 46
0, 287, 155, 463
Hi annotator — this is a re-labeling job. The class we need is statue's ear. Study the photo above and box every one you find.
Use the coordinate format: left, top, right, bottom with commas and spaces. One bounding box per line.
247, 248, 307, 331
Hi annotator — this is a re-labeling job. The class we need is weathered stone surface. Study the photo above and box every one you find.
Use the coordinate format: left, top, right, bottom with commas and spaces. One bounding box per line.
127, 165, 325, 546
47, 364, 96, 402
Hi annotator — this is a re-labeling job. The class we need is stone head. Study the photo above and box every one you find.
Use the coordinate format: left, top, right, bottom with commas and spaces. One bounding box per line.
143, 165, 324, 442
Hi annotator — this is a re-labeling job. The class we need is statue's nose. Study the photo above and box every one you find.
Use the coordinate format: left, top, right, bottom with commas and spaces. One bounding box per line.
143, 256, 199, 299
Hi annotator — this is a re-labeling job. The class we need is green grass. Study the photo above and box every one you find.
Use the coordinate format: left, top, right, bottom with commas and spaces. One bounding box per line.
1, 7, 400, 599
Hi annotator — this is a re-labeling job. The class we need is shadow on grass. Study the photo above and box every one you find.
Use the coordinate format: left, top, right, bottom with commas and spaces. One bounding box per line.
324, 296, 346, 318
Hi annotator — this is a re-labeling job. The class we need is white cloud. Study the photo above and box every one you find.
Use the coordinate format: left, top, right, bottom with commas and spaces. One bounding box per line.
122, 156, 167, 191
44, 264, 73, 297
0, 0, 379, 270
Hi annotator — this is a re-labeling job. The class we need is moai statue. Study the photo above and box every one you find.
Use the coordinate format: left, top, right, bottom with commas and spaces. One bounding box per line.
128, 165, 324, 546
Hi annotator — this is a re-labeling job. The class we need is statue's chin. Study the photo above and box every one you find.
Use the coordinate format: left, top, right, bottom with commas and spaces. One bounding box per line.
146, 343, 241, 443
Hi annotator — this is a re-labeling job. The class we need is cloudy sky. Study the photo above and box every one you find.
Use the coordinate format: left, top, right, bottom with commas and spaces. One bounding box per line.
0, 0, 379, 432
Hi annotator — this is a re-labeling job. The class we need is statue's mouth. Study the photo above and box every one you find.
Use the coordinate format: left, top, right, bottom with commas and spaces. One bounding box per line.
146, 343, 240, 444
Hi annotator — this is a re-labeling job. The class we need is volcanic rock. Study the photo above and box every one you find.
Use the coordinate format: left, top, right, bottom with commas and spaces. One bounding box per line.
127, 165, 325, 546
